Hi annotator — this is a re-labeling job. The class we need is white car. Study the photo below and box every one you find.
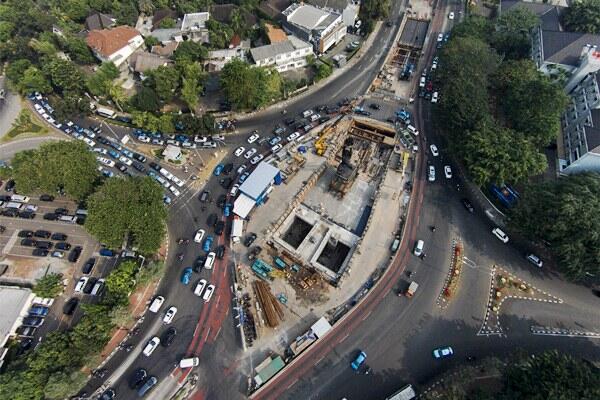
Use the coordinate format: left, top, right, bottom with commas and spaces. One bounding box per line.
119, 156, 132, 166
142, 337, 161, 356
163, 306, 177, 324
234, 146, 245, 157
171, 176, 184, 188
431, 92, 439, 103
492, 228, 509, 243
244, 148, 257, 159
230, 184, 240, 197
202, 285, 215, 302
428, 165, 436, 182
419, 76, 426, 87
97, 157, 115, 167
271, 144, 283, 153
237, 164, 247, 174
527, 254, 543, 268
169, 186, 180, 197
250, 154, 264, 165
437, 33, 444, 42
194, 135, 208, 143
138, 135, 150, 143
83, 137, 95, 147
287, 132, 300, 142
431, 58, 438, 70
93, 147, 107, 155
74, 277, 89, 293
247, 133, 259, 144
430, 145, 439, 157
194, 279, 207, 297
194, 229, 205, 243
444, 165, 452, 179
449, 12, 455, 20
204, 252, 216, 270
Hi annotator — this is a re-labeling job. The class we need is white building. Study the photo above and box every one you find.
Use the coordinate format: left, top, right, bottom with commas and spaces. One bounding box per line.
0, 286, 35, 368
282, 3, 347, 53
307, 0, 359, 27
250, 36, 313, 72
86, 26, 144, 67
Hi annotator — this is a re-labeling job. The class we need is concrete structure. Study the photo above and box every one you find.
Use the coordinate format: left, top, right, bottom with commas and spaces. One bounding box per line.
150, 12, 210, 45
163, 144, 182, 161
206, 39, 250, 72
0, 286, 35, 367
234, 194, 257, 219
250, 36, 313, 72
86, 26, 144, 67
307, 0, 359, 27
282, 3, 347, 53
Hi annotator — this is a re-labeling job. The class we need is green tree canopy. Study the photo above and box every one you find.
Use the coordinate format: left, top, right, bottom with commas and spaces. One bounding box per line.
130, 86, 161, 112
85, 176, 167, 253
86, 61, 120, 97
146, 65, 180, 101
492, 7, 539, 59
18, 66, 51, 94
11, 141, 99, 200
508, 173, 600, 280
173, 40, 208, 64
562, 0, 600, 34
33, 273, 63, 298
103, 260, 138, 307
220, 59, 282, 110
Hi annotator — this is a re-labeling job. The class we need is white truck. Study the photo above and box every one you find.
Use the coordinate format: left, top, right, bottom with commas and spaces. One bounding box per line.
231, 217, 244, 243
405, 282, 419, 298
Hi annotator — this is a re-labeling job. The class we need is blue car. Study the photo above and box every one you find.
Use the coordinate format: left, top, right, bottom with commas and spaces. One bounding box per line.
29, 306, 49, 317
180, 267, 193, 285
214, 164, 224, 176
121, 149, 134, 158
432, 346, 454, 359
108, 150, 120, 159
223, 203, 232, 217
203, 235, 214, 252
351, 351, 367, 371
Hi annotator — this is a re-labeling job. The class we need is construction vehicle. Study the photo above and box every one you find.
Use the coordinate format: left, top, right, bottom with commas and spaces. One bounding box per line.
315, 125, 334, 156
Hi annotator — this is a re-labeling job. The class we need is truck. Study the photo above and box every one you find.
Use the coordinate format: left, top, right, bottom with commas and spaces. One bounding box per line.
386, 384, 416, 400
405, 281, 419, 298
96, 107, 116, 119
390, 235, 401, 253
231, 217, 243, 243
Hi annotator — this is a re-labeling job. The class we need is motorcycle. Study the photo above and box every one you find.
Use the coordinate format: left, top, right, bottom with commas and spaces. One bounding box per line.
177, 253, 184, 261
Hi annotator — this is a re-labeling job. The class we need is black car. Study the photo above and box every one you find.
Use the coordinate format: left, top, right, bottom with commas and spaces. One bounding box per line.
18, 230, 34, 238
82, 258, 96, 274
461, 198, 474, 213
244, 232, 257, 247
215, 221, 225, 236
35, 241, 53, 250
223, 163, 234, 175
39, 194, 55, 201
199, 190, 210, 203
129, 368, 148, 389
284, 117, 295, 125
161, 327, 177, 347
220, 178, 233, 189
5, 179, 15, 192
21, 238, 37, 247
149, 162, 161, 172
217, 194, 227, 208
18, 211, 35, 219
43, 213, 58, 221
32, 248, 49, 257
22, 317, 43, 327
369, 103, 381, 110
319, 116, 331, 123
54, 207, 68, 215
51, 232, 67, 241
0, 195, 11, 202
115, 162, 127, 173
97, 136, 110, 145
55, 242, 71, 250
68, 246, 82, 262
216, 245, 225, 260
193, 255, 206, 272
83, 277, 97, 294
133, 153, 147, 163
99, 388, 116, 400
34, 230, 51, 239
0, 225, 4, 233
1, 209, 18, 217
207, 213, 218, 227
63, 297, 79, 315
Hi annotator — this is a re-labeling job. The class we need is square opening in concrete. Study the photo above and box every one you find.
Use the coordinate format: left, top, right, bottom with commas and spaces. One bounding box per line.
282, 216, 313, 249
316, 238, 350, 273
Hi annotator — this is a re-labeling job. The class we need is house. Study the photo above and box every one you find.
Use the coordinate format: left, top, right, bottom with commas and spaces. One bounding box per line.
265, 23, 288, 43
129, 52, 173, 80
152, 9, 178, 31
86, 26, 144, 67
151, 41, 180, 57
207, 38, 250, 72
85, 12, 116, 31
150, 12, 210, 44
282, 3, 347, 53
306, 0, 359, 27
250, 36, 313, 72
259, 0, 292, 20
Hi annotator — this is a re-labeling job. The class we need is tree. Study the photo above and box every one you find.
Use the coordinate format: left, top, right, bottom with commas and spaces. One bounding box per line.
62, 0, 90, 21
159, 17, 176, 28
221, 59, 282, 110
132, 111, 161, 131
172, 113, 215, 135
11, 141, 99, 200
144, 35, 160, 50
179, 61, 205, 111
109, 304, 136, 328
63, 35, 96, 64
85, 177, 167, 254
136, 260, 165, 285
146, 65, 180, 101
43, 57, 85, 94
130, 87, 161, 112
492, 7, 540, 59
562, 0, 600, 34
18, 66, 51, 94
103, 260, 138, 307
173, 40, 208, 64
508, 173, 600, 280
44, 371, 87, 400
452, 15, 493, 41
5, 59, 32, 88
86, 62, 120, 97
33, 273, 63, 298
70, 304, 114, 356
314, 62, 333, 82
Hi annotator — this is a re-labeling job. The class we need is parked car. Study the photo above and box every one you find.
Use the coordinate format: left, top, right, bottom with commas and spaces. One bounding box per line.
492, 227, 509, 243
51, 233, 67, 241
142, 337, 161, 356
203, 236, 214, 252
69, 246, 82, 262
163, 306, 177, 324
202, 284, 215, 302
351, 351, 367, 370
213, 164, 224, 176
234, 146, 245, 157
461, 198, 474, 213
194, 229, 205, 243
527, 254, 543, 268
433, 346, 454, 359
430, 144, 439, 157
82, 258, 96, 274
180, 268, 193, 285
244, 232, 257, 247
194, 279, 207, 297
129, 368, 147, 389
63, 297, 79, 315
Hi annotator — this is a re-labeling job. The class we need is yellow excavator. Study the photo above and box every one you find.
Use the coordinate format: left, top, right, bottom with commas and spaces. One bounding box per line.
315, 125, 334, 156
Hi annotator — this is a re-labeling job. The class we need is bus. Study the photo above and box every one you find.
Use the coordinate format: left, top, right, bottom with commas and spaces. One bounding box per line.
96, 107, 116, 119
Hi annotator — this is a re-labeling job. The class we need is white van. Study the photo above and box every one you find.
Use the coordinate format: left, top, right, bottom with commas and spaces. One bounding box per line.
149, 296, 165, 313
59, 215, 77, 223
90, 279, 105, 296
179, 357, 199, 368
413, 240, 424, 256
407, 125, 419, 136
10, 195, 30, 203
4, 202, 23, 210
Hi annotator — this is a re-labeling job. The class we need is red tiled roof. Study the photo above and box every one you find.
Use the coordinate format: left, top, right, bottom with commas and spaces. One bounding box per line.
86, 26, 141, 58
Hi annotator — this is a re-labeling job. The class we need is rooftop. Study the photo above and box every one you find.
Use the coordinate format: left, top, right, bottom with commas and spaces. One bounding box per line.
307, 0, 351, 11
587, 108, 600, 152
265, 23, 288, 43
152, 9, 178, 31
239, 162, 280, 200
284, 3, 340, 32
0, 286, 33, 348
130, 52, 172, 73
181, 12, 210, 31
85, 12, 115, 31
86, 26, 141, 57
541, 30, 600, 67
398, 18, 429, 49
259, 0, 292, 19
250, 37, 311, 62
151, 41, 180, 57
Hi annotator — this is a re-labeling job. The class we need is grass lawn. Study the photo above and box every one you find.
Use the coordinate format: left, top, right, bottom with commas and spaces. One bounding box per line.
2, 108, 49, 143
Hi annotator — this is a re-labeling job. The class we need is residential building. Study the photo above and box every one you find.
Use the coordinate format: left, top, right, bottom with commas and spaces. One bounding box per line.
85, 12, 116, 31
307, 0, 359, 27
265, 23, 288, 43
282, 3, 346, 53
86, 26, 144, 67
259, 0, 292, 20
250, 36, 313, 72
0, 286, 35, 368
150, 12, 210, 44
151, 41, 180, 58
129, 52, 173, 80
206, 39, 250, 72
